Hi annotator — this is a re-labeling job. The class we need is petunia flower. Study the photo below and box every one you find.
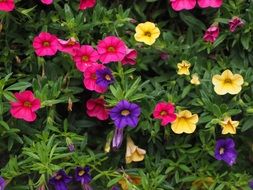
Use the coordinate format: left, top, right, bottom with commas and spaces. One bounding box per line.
49, 170, 72, 190
10, 90, 41, 122
86, 97, 109, 120
203, 24, 220, 43
214, 138, 237, 166
177, 60, 191, 75
58, 37, 80, 56
73, 45, 99, 72
0, 0, 15, 12
228, 17, 244, 32
33, 32, 59, 56
170, 0, 196, 11
121, 48, 138, 65
125, 137, 146, 164
249, 180, 253, 189
197, 0, 222, 8
83, 63, 107, 93
134, 22, 160, 46
153, 102, 176, 126
219, 117, 239, 135
171, 110, 199, 134
96, 68, 114, 88
190, 74, 200, 85
112, 127, 124, 149
212, 69, 244, 95
0, 176, 5, 190
79, 0, 96, 10
40, 0, 53, 5
97, 36, 127, 64
109, 100, 141, 129
75, 166, 92, 190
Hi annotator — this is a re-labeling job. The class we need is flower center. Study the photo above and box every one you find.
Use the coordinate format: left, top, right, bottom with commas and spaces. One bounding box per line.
105, 74, 111, 81
82, 55, 89, 61
107, 46, 115, 52
219, 147, 225, 155
0, 0, 6, 2
160, 111, 167, 116
23, 101, 32, 108
43, 41, 50, 47
224, 78, 232, 84
78, 170, 85, 176
55, 175, 62, 180
121, 109, 130, 116
67, 41, 75, 46
91, 73, 97, 79
144, 31, 151, 37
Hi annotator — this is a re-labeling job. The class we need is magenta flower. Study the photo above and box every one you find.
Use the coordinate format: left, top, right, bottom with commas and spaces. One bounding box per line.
97, 36, 127, 64
170, 0, 196, 11
96, 68, 114, 88
198, 0, 222, 8
0, 0, 15, 12
73, 45, 99, 72
86, 98, 109, 120
33, 32, 59, 56
40, 0, 53, 5
229, 17, 244, 32
49, 170, 72, 190
121, 48, 138, 65
0, 177, 5, 190
79, 0, 96, 10
249, 180, 253, 189
153, 102, 176, 126
214, 138, 237, 166
10, 90, 41, 122
203, 25, 219, 43
58, 37, 80, 56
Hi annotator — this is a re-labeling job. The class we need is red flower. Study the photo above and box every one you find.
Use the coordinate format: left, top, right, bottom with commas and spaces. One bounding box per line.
0, 0, 15, 12
86, 98, 109, 120
121, 48, 137, 65
203, 24, 219, 43
79, 0, 96, 10
10, 91, 41, 122
40, 0, 53, 5
228, 17, 244, 32
58, 37, 80, 56
153, 102, 176, 126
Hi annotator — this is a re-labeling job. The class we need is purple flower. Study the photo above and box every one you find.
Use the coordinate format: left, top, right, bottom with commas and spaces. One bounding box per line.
111, 186, 120, 190
112, 127, 124, 149
75, 166, 92, 185
110, 100, 141, 129
0, 177, 5, 190
49, 170, 72, 190
249, 179, 253, 189
214, 138, 237, 166
229, 17, 244, 32
96, 68, 114, 88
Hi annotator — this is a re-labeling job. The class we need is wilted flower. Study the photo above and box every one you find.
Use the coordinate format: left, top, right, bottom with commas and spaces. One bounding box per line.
86, 97, 109, 120
219, 117, 239, 134
177, 60, 191, 75
121, 48, 138, 65
153, 102, 176, 126
96, 68, 115, 88
0, 177, 5, 190
212, 69, 244, 95
66, 137, 75, 152
79, 0, 96, 10
192, 177, 214, 190
203, 24, 219, 43
0, 0, 15, 12
198, 0, 223, 8
190, 74, 200, 85
10, 90, 41, 122
118, 175, 141, 190
170, 0, 196, 11
111, 186, 120, 190
58, 37, 80, 56
214, 138, 237, 166
229, 17, 244, 32
134, 22, 160, 45
160, 52, 169, 61
171, 110, 199, 134
125, 137, 146, 164
49, 170, 72, 190
112, 127, 124, 149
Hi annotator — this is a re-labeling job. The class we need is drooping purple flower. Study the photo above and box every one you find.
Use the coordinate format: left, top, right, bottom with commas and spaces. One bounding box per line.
0, 177, 5, 190
249, 179, 253, 189
111, 186, 120, 190
49, 170, 72, 190
112, 127, 124, 150
96, 68, 114, 88
75, 166, 92, 185
229, 17, 244, 32
110, 100, 141, 129
214, 138, 237, 166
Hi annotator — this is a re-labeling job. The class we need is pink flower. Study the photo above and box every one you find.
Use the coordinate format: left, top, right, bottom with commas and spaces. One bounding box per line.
153, 102, 176, 126
33, 32, 59, 56
83, 63, 107, 93
0, 0, 15, 12
86, 98, 109, 120
73, 45, 99, 72
198, 0, 222, 8
121, 48, 137, 65
10, 90, 41, 122
170, 0, 196, 11
79, 0, 96, 10
58, 37, 80, 56
229, 17, 244, 32
203, 25, 219, 43
40, 0, 53, 5
97, 36, 127, 64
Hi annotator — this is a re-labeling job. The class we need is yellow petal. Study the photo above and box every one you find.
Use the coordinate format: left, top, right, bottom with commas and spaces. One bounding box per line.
224, 83, 242, 95
212, 74, 224, 86
232, 74, 244, 86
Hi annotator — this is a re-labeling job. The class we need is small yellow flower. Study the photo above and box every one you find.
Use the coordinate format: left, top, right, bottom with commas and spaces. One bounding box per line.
125, 137, 146, 164
212, 69, 244, 95
177, 60, 191, 75
134, 21, 160, 45
192, 177, 214, 190
190, 74, 200, 85
220, 117, 239, 134
171, 110, 199, 134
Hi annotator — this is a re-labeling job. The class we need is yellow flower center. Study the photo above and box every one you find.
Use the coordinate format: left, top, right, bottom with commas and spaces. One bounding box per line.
55, 175, 62, 180
121, 110, 130, 116
160, 111, 167, 116
144, 31, 152, 37
105, 74, 111, 81
107, 46, 115, 52
219, 147, 224, 155
224, 78, 232, 84
23, 101, 32, 108
67, 41, 75, 46
78, 170, 85, 176
82, 55, 89, 61
43, 41, 50, 47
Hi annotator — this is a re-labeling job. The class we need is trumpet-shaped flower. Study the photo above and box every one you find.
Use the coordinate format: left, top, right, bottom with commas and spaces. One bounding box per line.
0, 0, 15, 12
177, 60, 191, 75
125, 137, 146, 164
219, 117, 239, 134
212, 69, 244, 95
229, 17, 244, 32
134, 22, 160, 45
58, 37, 80, 56
170, 0, 196, 11
49, 170, 72, 190
75, 166, 92, 186
203, 25, 219, 43
96, 68, 114, 88
86, 97, 109, 120
190, 74, 200, 85
121, 48, 138, 65
79, 0, 96, 10
153, 102, 176, 126
171, 110, 198, 134
198, 0, 222, 8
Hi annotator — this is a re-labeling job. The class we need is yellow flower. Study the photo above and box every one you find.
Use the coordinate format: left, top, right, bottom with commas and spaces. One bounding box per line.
177, 60, 191, 75
118, 175, 141, 190
220, 117, 239, 134
171, 110, 199, 134
125, 137, 146, 164
212, 69, 244, 95
190, 74, 200, 85
192, 177, 214, 190
134, 21, 160, 45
